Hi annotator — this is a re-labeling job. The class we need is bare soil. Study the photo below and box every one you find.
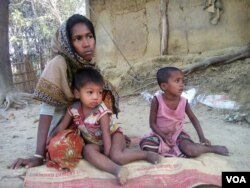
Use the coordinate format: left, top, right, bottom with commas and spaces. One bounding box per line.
0, 53, 249, 188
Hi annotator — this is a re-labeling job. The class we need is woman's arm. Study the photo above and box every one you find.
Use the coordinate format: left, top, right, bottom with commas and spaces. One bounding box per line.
185, 102, 210, 145
35, 114, 53, 156
11, 103, 55, 169
99, 114, 112, 156
10, 114, 52, 169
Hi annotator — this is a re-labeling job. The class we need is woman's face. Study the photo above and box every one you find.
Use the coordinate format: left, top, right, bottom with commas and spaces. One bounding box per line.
71, 23, 96, 61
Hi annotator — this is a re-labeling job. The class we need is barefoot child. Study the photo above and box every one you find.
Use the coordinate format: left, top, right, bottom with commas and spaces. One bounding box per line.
53, 67, 160, 185
140, 67, 229, 157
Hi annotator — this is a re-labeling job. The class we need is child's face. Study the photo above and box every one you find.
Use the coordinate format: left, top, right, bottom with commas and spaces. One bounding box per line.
74, 82, 103, 109
161, 71, 184, 96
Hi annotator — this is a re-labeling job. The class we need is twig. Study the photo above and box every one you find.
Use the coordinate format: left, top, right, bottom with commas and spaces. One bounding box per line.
182, 45, 250, 75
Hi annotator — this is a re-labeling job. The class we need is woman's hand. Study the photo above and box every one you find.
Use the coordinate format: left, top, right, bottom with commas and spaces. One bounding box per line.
10, 157, 44, 169
46, 136, 53, 146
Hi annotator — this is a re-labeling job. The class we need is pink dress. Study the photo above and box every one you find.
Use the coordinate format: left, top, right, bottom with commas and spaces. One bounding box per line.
140, 94, 190, 157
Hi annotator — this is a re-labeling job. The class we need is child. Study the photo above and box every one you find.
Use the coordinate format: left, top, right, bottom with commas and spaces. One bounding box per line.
140, 67, 229, 158
53, 67, 160, 186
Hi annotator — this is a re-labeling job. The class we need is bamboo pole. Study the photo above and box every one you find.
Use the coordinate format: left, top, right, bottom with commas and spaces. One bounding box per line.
160, 0, 169, 55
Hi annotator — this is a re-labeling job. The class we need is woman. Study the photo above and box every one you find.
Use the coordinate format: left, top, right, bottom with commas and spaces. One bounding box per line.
10, 14, 119, 169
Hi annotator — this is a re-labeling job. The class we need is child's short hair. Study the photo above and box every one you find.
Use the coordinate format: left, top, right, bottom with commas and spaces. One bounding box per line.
73, 67, 104, 90
156, 67, 182, 85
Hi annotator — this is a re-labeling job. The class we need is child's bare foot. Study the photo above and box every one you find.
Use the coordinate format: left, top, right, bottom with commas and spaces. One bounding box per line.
117, 167, 129, 186
211, 145, 229, 156
146, 151, 161, 164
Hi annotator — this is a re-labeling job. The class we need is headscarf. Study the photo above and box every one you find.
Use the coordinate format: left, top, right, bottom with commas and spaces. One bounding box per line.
34, 16, 120, 116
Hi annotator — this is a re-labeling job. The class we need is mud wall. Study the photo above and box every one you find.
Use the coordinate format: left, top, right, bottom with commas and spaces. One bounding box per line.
89, 0, 250, 86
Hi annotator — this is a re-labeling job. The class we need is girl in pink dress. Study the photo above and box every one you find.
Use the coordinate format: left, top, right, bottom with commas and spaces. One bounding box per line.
140, 67, 229, 157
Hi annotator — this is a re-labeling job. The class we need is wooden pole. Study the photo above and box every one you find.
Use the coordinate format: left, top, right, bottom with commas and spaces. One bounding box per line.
85, 0, 90, 19
0, 0, 12, 87
160, 0, 169, 55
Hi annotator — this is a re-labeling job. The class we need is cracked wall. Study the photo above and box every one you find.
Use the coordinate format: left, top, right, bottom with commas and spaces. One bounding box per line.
89, 0, 250, 86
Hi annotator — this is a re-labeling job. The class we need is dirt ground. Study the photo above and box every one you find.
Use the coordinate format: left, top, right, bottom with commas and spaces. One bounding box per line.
0, 94, 250, 188
0, 54, 250, 188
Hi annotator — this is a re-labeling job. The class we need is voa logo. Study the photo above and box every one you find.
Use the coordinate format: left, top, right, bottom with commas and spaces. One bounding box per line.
226, 176, 246, 184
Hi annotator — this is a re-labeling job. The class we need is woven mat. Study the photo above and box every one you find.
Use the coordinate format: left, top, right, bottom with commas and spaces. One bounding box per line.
24, 153, 233, 188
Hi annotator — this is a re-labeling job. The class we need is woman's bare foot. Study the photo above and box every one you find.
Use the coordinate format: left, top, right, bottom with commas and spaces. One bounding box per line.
211, 145, 229, 156
117, 167, 129, 186
146, 151, 161, 164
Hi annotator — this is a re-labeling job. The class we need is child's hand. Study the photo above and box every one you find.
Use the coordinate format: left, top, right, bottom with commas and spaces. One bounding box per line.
104, 145, 111, 157
200, 138, 211, 146
46, 131, 58, 146
124, 135, 131, 147
46, 136, 52, 146
163, 134, 175, 147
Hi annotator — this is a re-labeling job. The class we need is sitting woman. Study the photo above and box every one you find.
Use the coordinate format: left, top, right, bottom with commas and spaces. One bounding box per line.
10, 14, 119, 169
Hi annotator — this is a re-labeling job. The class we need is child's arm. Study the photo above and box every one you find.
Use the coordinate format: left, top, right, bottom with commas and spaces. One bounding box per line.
51, 112, 72, 137
185, 102, 211, 145
99, 114, 112, 156
150, 97, 174, 146
46, 112, 72, 145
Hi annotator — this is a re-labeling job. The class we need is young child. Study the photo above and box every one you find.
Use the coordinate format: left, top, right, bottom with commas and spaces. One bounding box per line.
140, 67, 229, 158
53, 67, 160, 185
